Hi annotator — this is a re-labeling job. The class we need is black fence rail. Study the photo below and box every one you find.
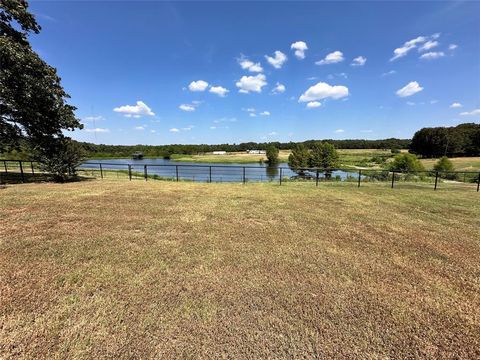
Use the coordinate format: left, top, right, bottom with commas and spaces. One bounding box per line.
1, 159, 480, 192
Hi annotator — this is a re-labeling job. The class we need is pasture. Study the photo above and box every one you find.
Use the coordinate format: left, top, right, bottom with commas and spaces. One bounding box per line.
1, 180, 479, 358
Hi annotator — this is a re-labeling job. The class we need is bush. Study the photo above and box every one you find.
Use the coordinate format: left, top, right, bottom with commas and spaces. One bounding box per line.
33, 138, 85, 182
266, 145, 279, 165
389, 153, 425, 173
433, 156, 457, 180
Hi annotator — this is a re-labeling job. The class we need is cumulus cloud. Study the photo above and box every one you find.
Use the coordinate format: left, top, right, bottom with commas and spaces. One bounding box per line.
351, 56, 366, 66
83, 115, 105, 122
113, 101, 155, 117
265, 50, 287, 69
460, 109, 480, 116
238, 56, 263, 73
316, 51, 344, 65
334, 129, 345, 133
418, 40, 439, 52
390, 36, 427, 61
169, 128, 180, 132
396, 81, 423, 97
179, 104, 196, 112
306, 101, 321, 108
188, 80, 209, 92
259, 111, 270, 116
209, 85, 229, 97
236, 74, 267, 93
450, 102, 462, 108
85, 128, 109, 133
420, 51, 445, 60
291, 41, 308, 59
298, 82, 349, 102
272, 82, 286, 94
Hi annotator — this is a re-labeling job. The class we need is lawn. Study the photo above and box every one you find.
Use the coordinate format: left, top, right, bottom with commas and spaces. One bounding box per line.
1, 180, 479, 358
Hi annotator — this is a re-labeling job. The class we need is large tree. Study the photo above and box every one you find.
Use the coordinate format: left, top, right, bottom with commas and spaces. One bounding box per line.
0, 0, 82, 153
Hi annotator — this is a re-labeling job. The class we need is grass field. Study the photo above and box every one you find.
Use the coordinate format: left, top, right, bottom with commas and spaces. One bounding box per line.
1, 180, 479, 358
420, 156, 480, 171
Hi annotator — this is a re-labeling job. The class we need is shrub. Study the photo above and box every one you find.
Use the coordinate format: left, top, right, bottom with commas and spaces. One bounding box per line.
433, 156, 456, 180
389, 153, 425, 173
266, 145, 279, 165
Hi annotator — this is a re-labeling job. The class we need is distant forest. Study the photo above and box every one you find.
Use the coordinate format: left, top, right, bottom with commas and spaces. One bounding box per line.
78, 138, 411, 158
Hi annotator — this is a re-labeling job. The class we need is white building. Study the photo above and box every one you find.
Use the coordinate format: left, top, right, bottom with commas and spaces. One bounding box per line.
247, 149, 266, 154
212, 151, 227, 155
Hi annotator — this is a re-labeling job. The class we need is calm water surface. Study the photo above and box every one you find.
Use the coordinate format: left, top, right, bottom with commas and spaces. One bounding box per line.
81, 158, 355, 182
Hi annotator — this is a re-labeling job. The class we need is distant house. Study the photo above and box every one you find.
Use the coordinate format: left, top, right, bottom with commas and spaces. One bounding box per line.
212, 151, 227, 155
132, 151, 144, 159
247, 149, 266, 155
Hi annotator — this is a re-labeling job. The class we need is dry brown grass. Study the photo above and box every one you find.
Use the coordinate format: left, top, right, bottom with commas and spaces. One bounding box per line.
1, 180, 479, 358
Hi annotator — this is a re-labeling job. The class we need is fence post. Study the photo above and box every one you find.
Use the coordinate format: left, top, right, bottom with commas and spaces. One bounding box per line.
279, 168, 282, 186
391, 171, 395, 188
316, 169, 319, 187
19, 161, 25, 183
209, 166, 212, 183
128, 165, 132, 181
358, 170, 361, 188
242, 167, 246, 184
477, 172, 480, 192
99, 164, 103, 179
176, 165, 179, 182
434, 171, 439, 191
3, 160, 7, 173
144, 165, 148, 181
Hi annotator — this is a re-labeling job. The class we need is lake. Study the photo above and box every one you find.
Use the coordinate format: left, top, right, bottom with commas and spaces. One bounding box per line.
80, 158, 357, 182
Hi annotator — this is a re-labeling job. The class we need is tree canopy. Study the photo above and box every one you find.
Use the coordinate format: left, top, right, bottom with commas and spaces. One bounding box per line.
0, 0, 82, 152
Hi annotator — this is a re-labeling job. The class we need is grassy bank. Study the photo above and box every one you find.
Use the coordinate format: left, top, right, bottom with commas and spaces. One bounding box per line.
1, 180, 479, 357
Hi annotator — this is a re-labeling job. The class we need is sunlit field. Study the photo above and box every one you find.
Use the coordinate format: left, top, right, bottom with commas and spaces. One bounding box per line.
1, 180, 479, 358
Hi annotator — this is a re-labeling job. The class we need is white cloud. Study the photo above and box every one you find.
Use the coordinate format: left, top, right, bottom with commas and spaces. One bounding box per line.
179, 104, 196, 112
406, 101, 416, 106
134, 126, 145, 130
213, 117, 236, 124
259, 111, 270, 116
351, 56, 366, 66
419, 40, 439, 52
209, 85, 229, 97
396, 81, 423, 97
381, 70, 396, 77
334, 129, 345, 133
316, 51, 344, 65
460, 109, 480, 116
236, 74, 267, 93
291, 41, 308, 59
150, 130, 156, 133
182, 126, 194, 131
188, 80, 209, 92
169, 128, 180, 132
113, 101, 155, 117
210, 126, 217, 130
450, 102, 462, 108
299, 82, 349, 102
85, 128, 109, 133
249, 113, 257, 117
265, 50, 287, 69
238, 56, 263, 73
448, 44, 458, 50
430, 99, 439, 104
306, 101, 321, 108
272, 82, 286, 94
420, 51, 445, 60
243, 108, 256, 113
390, 36, 427, 61
268, 131, 278, 136
83, 115, 105, 121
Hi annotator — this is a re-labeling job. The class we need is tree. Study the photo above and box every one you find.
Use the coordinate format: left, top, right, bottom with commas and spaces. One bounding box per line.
389, 153, 425, 173
288, 144, 310, 174
33, 138, 85, 182
0, 0, 82, 153
266, 145, 279, 164
433, 156, 456, 180
309, 142, 339, 168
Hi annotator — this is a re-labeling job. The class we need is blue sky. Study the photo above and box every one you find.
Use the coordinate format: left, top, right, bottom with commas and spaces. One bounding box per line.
30, 1, 480, 145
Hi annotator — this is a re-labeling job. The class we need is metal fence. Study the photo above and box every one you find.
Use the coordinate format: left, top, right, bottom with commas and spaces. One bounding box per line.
1, 159, 479, 192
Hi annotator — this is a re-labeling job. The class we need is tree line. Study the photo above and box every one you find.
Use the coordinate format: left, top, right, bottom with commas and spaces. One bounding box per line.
410, 123, 480, 157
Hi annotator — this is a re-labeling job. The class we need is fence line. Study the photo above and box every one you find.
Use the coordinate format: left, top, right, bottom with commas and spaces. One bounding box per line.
1, 159, 479, 192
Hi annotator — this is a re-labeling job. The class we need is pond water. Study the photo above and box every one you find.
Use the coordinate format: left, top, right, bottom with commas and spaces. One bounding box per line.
80, 158, 357, 182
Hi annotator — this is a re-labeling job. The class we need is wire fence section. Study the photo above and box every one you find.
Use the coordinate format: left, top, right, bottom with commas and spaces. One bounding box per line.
1, 159, 479, 192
